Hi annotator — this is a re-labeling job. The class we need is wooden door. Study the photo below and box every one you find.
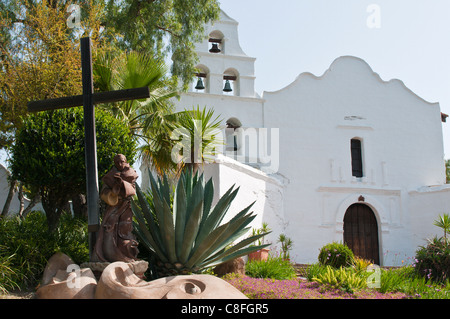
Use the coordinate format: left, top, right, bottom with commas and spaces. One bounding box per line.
343, 204, 380, 265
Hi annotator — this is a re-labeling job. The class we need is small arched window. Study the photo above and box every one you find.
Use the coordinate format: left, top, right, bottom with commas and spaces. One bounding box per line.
351, 138, 363, 178
225, 117, 242, 152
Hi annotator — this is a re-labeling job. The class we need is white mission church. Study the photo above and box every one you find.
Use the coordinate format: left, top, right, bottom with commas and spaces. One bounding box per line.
140, 10, 450, 266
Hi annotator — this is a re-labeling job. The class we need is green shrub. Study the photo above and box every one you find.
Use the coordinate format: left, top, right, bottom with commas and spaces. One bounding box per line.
311, 265, 367, 293
318, 242, 355, 268
0, 211, 89, 289
305, 263, 327, 282
10, 107, 137, 231
414, 237, 450, 283
245, 254, 297, 280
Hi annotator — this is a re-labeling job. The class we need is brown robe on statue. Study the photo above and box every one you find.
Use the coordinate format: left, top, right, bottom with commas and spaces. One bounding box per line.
93, 155, 139, 263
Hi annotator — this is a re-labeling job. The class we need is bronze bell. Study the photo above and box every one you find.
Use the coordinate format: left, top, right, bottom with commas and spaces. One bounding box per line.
223, 80, 233, 92
195, 77, 205, 90
209, 43, 221, 53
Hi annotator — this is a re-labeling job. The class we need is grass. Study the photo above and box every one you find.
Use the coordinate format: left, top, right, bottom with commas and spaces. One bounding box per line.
0, 212, 89, 292
377, 266, 450, 299
245, 254, 297, 280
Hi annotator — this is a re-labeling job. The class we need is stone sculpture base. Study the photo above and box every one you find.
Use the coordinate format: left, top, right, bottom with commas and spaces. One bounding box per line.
80, 260, 148, 280
36, 253, 247, 299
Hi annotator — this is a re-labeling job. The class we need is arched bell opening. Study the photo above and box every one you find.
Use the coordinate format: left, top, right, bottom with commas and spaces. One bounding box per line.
208, 30, 224, 54
223, 68, 239, 96
193, 65, 210, 93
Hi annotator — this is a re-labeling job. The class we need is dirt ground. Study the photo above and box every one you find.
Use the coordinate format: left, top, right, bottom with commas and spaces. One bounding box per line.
0, 289, 36, 299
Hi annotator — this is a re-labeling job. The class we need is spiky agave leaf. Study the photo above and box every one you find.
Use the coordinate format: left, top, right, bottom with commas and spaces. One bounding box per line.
132, 169, 270, 277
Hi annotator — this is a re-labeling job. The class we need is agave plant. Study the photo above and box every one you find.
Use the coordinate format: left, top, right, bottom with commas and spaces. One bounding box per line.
132, 169, 270, 278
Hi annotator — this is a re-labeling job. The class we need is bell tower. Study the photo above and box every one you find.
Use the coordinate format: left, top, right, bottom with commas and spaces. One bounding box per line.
189, 10, 259, 99
173, 9, 264, 131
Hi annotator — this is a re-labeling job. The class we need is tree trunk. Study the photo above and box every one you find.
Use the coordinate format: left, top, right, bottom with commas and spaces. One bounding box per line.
1, 179, 17, 217
72, 193, 87, 219
20, 194, 40, 219
17, 183, 24, 217
40, 188, 71, 232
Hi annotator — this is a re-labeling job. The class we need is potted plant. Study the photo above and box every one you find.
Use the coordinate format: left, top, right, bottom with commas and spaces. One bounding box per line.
248, 223, 271, 261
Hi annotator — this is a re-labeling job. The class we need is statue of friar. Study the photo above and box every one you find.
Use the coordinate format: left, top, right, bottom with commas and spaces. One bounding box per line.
93, 154, 139, 263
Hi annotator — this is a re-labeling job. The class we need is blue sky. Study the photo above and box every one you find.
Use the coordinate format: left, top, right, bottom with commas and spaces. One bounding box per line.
218, 0, 450, 158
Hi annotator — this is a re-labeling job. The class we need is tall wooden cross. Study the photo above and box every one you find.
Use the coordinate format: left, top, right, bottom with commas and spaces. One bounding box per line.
27, 37, 150, 260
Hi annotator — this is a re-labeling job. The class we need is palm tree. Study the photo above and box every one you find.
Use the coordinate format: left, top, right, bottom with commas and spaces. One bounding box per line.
434, 213, 450, 243
171, 106, 223, 174
94, 51, 178, 135
93, 51, 179, 174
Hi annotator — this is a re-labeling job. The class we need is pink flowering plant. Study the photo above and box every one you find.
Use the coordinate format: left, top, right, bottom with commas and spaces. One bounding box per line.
224, 274, 408, 299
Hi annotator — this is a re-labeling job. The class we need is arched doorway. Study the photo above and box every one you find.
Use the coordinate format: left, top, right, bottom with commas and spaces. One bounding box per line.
343, 204, 380, 265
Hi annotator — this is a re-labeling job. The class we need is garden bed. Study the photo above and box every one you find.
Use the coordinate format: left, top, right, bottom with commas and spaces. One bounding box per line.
224, 274, 408, 299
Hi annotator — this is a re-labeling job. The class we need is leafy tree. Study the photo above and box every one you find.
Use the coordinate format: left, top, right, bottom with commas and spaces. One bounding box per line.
1, 0, 221, 216
0, 0, 114, 151
0, 0, 116, 215
9, 108, 137, 231
1, 0, 220, 153
102, 0, 220, 89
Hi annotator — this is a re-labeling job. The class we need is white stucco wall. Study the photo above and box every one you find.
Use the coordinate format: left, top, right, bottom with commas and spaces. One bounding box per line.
409, 186, 450, 246
0, 164, 43, 216
262, 56, 449, 265
202, 155, 286, 249
174, 92, 264, 130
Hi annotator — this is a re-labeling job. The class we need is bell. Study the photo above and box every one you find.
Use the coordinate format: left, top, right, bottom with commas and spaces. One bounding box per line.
223, 80, 233, 92
195, 77, 205, 90
209, 43, 221, 53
